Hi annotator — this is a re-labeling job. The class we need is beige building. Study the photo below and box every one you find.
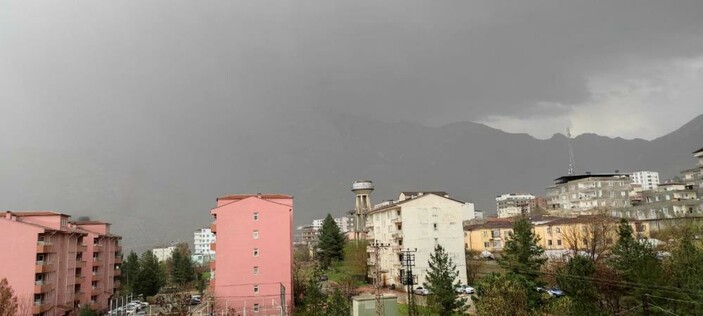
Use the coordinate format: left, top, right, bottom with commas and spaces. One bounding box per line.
496, 193, 537, 218
546, 174, 632, 215
613, 182, 701, 220
367, 192, 475, 288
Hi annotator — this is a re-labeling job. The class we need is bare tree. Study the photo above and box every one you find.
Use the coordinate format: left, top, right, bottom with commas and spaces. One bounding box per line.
561, 210, 618, 263
0, 278, 19, 316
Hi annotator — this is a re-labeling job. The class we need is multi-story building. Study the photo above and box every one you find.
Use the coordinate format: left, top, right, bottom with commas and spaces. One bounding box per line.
546, 173, 632, 215
366, 191, 475, 289
613, 182, 701, 220
465, 215, 650, 259
631, 171, 660, 191
193, 228, 216, 264
209, 194, 293, 315
496, 193, 537, 218
152, 246, 177, 262
312, 215, 354, 233
681, 147, 703, 195
0, 211, 121, 315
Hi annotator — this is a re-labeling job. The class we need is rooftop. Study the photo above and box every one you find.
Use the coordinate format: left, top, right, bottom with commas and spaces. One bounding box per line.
554, 173, 629, 184
217, 193, 293, 201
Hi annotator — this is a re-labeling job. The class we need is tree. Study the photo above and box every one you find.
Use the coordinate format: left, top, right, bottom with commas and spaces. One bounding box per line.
561, 212, 617, 263
342, 239, 368, 281
499, 217, 546, 308
316, 214, 346, 270
500, 217, 546, 280
423, 244, 468, 315
171, 245, 196, 286
556, 255, 602, 316
325, 289, 351, 316
0, 278, 19, 316
465, 250, 485, 285
78, 305, 99, 316
664, 224, 703, 314
474, 273, 530, 316
299, 271, 327, 316
135, 250, 166, 297
122, 251, 141, 293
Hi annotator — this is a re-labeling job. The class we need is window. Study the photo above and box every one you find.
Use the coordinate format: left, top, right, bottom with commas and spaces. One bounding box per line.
484, 242, 490, 248
253, 304, 260, 313
253, 248, 259, 257
557, 240, 562, 246
556, 227, 561, 233
253, 212, 259, 221
254, 284, 259, 294
253, 230, 259, 239
253, 266, 259, 275
433, 223, 438, 231
548, 240, 552, 246
482, 231, 488, 237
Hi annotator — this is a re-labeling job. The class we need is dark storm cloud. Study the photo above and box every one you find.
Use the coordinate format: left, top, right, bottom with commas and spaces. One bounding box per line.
2, 0, 703, 130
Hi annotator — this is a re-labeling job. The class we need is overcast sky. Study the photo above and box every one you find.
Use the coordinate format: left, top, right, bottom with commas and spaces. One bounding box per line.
2, 0, 703, 142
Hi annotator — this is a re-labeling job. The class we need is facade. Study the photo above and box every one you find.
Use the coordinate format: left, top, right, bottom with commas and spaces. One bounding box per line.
496, 193, 537, 218
312, 216, 354, 233
613, 182, 701, 220
631, 171, 660, 191
681, 147, 703, 195
152, 246, 177, 262
0, 211, 121, 315
366, 192, 475, 289
546, 174, 632, 215
194, 228, 216, 263
210, 194, 293, 315
465, 215, 650, 260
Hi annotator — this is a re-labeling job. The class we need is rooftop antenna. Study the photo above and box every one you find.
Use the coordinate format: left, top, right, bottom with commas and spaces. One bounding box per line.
567, 127, 576, 175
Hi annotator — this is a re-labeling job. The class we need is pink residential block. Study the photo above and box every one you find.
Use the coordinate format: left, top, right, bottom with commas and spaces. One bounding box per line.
210, 194, 293, 315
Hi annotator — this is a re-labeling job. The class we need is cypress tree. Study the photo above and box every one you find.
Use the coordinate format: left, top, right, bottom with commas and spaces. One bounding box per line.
424, 244, 468, 315
135, 250, 166, 297
316, 214, 346, 270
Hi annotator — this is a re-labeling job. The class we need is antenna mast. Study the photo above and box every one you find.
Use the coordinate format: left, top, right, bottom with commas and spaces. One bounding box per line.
567, 128, 576, 175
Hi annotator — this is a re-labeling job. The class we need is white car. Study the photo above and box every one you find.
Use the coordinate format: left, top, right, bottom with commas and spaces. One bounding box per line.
414, 287, 430, 295
463, 286, 475, 294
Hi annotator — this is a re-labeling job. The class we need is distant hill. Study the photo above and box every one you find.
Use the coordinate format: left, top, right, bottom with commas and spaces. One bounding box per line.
1, 110, 701, 252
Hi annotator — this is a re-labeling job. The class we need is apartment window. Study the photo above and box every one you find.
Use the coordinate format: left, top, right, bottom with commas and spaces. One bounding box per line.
253, 248, 259, 257
556, 227, 561, 233
253, 230, 259, 239
253, 304, 260, 313
482, 231, 488, 237
253, 212, 259, 221
548, 240, 553, 246
557, 240, 562, 246
253, 266, 259, 275
254, 284, 259, 294
484, 242, 490, 248
433, 223, 438, 231
546, 227, 552, 234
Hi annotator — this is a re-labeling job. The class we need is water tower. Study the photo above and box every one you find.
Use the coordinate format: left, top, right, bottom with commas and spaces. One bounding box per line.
352, 180, 374, 239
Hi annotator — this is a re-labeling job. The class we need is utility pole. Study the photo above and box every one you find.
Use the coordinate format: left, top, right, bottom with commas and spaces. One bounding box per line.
370, 241, 390, 316
400, 248, 418, 316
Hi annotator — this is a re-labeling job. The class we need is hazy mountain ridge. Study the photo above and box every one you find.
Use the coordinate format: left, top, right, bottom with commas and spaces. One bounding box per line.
1, 110, 701, 252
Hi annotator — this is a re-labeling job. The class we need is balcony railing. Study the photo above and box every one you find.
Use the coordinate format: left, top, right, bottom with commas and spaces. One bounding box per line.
36, 242, 55, 253
35, 262, 56, 273
78, 245, 88, 252
33, 301, 52, 314
34, 281, 52, 293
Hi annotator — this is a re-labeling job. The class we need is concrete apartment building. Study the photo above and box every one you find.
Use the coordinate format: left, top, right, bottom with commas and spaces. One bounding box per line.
210, 194, 293, 315
312, 215, 354, 233
366, 191, 475, 289
631, 171, 660, 190
546, 173, 632, 215
496, 193, 537, 218
0, 211, 121, 315
152, 246, 177, 262
193, 228, 216, 264
614, 182, 701, 220
681, 147, 703, 195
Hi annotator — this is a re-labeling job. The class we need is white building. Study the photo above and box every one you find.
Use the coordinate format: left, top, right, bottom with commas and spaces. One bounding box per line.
366, 191, 475, 289
312, 216, 353, 233
152, 246, 177, 262
631, 171, 660, 190
194, 228, 216, 262
546, 173, 632, 215
496, 193, 536, 218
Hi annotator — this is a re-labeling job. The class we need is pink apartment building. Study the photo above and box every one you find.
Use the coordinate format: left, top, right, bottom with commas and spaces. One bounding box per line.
210, 194, 293, 315
0, 211, 121, 316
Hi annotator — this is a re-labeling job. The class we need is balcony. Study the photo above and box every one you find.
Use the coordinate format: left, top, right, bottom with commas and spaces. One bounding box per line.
91, 286, 102, 295
92, 258, 102, 266
36, 242, 55, 253
115, 245, 122, 252
114, 269, 121, 276
35, 262, 56, 273
210, 222, 217, 233
75, 260, 86, 268
33, 301, 52, 314
34, 281, 52, 293
392, 217, 402, 224
91, 273, 103, 280
75, 274, 85, 281
114, 257, 123, 264
210, 243, 216, 251
77, 245, 88, 252
93, 245, 103, 252
392, 232, 402, 239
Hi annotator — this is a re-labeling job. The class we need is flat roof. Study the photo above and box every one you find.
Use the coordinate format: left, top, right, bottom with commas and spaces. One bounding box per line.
217, 194, 293, 201
554, 173, 628, 184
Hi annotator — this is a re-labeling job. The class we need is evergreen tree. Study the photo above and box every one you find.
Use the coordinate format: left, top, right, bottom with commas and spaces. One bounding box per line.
300, 271, 327, 316
0, 278, 19, 316
662, 225, 703, 314
123, 251, 140, 293
557, 255, 602, 316
609, 219, 663, 309
499, 217, 546, 308
474, 273, 530, 316
78, 305, 99, 316
316, 214, 346, 270
135, 250, 166, 297
325, 289, 351, 316
423, 244, 468, 315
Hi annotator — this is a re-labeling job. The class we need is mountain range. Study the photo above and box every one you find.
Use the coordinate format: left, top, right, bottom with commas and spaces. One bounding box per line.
1, 109, 701, 252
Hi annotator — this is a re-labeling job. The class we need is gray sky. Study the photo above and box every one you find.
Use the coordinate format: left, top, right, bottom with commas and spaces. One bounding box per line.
2, 0, 703, 141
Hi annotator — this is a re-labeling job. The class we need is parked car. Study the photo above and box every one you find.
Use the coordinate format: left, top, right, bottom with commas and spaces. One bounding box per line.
480, 250, 495, 260
319, 274, 329, 281
414, 287, 430, 295
547, 287, 564, 297
464, 286, 476, 294
454, 285, 467, 293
